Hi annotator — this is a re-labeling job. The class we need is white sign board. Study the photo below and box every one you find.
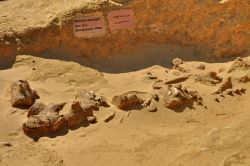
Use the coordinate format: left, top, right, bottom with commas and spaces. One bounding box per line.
73, 13, 106, 38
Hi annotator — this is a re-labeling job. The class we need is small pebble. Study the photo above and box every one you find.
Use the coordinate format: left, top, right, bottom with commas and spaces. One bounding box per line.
103, 111, 115, 122
87, 116, 97, 124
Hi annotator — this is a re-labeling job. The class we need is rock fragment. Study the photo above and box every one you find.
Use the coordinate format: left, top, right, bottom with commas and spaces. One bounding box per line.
228, 57, 250, 73
103, 111, 116, 122
164, 76, 189, 84
147, 104, 157, 112
11, 80, 39, 108
63, 101, 87, 128
194, 71, 222, 85
172, 58, 183, 66
152, 80, 164, 89
196, 63, 206, 70
87, 116, 97, 124
213, 77, 232, 94
0, 142, 12, 147
23, 102, 66, 138
76, 90, 109, 112
236, 74, 250, 83
160, 84, 202, 110
112, 93, 143, 110
112, 91, 159, 111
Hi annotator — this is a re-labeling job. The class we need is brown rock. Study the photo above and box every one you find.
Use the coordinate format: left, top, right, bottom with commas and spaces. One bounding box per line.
172, 58, 183, 66
76, 90, 109, 112
237, 74, 250, 83
112, 91, 159, 111
87, 116, 97, 124
11, 80, 39, 108
213, 77, 232, 94
63, 101, 87, 128
194, 71, 222, 85
152, 80, 164, 89
112, 94, 143, 110
228, 57, 250, 73
160, 85, 202, 110
196, 63, 206, 70
164, 76, 189, 84
147, 104, 157, 112
23, 102, 66, 138
103, 111, 116, 122
0, 142, 12, 147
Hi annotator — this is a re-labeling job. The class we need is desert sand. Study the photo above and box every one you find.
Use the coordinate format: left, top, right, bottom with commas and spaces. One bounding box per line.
1, 0, 250, 166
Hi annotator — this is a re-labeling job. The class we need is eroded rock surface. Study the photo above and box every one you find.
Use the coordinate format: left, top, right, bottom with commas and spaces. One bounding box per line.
194, 71, 222, 85
63, 101, 87, 128
23, 102, 66, 138
159, 84, 202, 110
11, 80, 39, 108
228, 57, 250, 73
112, 91, 159, 111
76, 90, 108, 112
213, 77, 233, 94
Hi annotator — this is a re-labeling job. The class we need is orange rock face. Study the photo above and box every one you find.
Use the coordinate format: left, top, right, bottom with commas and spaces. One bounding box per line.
0, 0, 249, 59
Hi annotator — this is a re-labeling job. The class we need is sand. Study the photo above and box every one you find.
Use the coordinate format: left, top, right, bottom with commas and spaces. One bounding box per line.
1, 0, 250, 166
0, 53, 250, 166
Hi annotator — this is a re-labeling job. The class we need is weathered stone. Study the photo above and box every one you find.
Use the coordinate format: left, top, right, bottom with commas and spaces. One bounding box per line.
164, 76, 189, 84
194, 71, 222, 85
160, 84, 202, 110
112, 91, 159, 111
76, 90, 109, 112
152, 80, 164, 89
196, 64, 206, 70
87, 116, 97, 124
172, 58, 183, 66
0, 142, 12, 147
11, 80, 39, 108
228, 57, 250, 73
23, 102, 66, 138
147, 104, 157, 112
103, 111, 115, 122
112, 93, 143, 110
213, 77, 232, 94
237, 74, 250, 83
63, 101, 87, 128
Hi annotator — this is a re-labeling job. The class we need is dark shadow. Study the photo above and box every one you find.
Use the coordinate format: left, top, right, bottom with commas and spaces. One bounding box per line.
171, 101, 195, 113
123, 104, 144, 111
1, 43, 245, 73
26, 121, 91, 141
0, 54, 16, 70
45, 127, 69, 139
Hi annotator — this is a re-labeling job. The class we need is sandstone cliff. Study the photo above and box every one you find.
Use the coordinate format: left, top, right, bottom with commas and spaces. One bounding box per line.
0, 0, 249, 59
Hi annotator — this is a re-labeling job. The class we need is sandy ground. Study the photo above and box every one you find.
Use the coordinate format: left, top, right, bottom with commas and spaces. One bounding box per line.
0, 0, 250, 165
0, 53, 250, 166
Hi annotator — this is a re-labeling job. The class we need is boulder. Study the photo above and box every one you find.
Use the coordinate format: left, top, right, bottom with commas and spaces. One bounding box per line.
160, 84, 202, 110
11, 80, 39, 108
111, 93, 143, 110
63, 101, 87, 128
172, 58, 183, 67
23, 102, 66, 138
194, 71, 222, 85
76, 90, 109, 112
228, 57, 250, 73
213, 77, 232, 94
